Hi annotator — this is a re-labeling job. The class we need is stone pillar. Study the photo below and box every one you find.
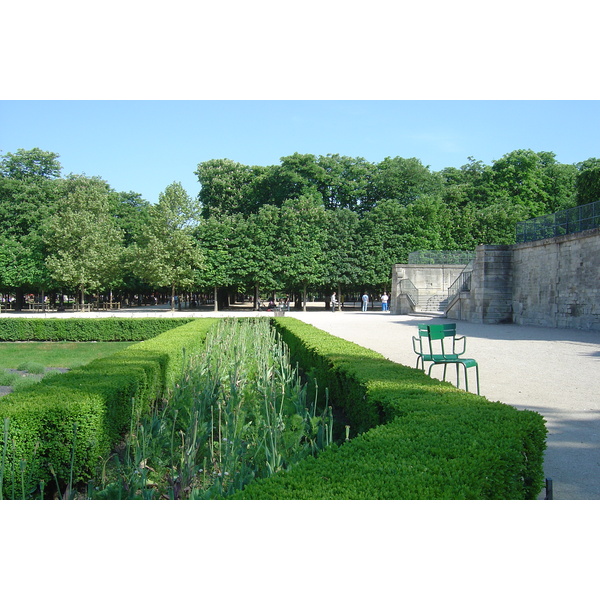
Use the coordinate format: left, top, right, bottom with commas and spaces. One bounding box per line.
471, 245, 513, 324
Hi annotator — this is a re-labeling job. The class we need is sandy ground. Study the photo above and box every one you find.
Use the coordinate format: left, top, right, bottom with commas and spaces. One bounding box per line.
2, 303, 599, 499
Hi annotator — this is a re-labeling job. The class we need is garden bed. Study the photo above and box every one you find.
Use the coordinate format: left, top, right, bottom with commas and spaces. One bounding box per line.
0, 316, 548, 500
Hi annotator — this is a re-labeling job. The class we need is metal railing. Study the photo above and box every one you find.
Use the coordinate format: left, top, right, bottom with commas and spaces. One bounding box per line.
516, 200, 600, 243
407, 250, 476, 265
399, 279, 419, 307
447, 261, 473, 298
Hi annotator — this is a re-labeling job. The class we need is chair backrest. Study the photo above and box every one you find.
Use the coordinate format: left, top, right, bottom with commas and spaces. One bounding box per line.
427, 324, 447, 340
416, 323, 461, 358
426, 324, 455, 357
441, 323, 456, 337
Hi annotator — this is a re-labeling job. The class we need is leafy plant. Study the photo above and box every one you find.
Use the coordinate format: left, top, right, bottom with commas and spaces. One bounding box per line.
0, 370, 18, 386
90, 318, 333, 500
16, 361, 45, 374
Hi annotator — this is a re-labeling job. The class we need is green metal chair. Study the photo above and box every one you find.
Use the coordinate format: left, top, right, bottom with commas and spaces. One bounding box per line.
424, 324, 480, 394
412, 323, 466, 370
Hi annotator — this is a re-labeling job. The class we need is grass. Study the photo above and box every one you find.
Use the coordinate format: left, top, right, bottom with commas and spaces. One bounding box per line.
0, 341, 135, 396
0, 342, 135, 370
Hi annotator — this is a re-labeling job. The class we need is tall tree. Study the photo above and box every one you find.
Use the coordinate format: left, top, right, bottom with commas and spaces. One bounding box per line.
130, 182, 203, 308
0, 147, 62, 180
110, 190, 151, 246
371, 157, 443, 206
575, 158, 600, 206
43, 175, 124, 305
194, 212, 247, 310
324, 208, 362, 304
490, 149, 554, 214
315, 154, 376, 212
195, 158, 258, 217
243, 204, 282, 306
277, 194, 329, 310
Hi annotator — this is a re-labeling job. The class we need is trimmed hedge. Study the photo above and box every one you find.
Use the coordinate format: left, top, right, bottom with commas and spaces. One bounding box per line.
0, 318, 217, 498
0, 316, 548, 500
0, 317, 194, 342
230, 318, 547, 500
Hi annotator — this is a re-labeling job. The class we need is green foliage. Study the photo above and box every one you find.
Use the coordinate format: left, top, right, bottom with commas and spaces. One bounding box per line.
42, 175, 125, 300
0, 370, 18, 386
89, 318, 333, 499
129, 182, 203, 304
576, 159, 600, 206
325, 208, 362, 287
0, 318, 193, 342
0, 318, 216, 498
371, 156, 444, 206
276, 195, 329, 298
195, 158, 256, 217
229, 317, 547, 500
16, 361, 45, 374
1, 145, 594, 303
194, 212, 244, 292
0, 148, 62, 181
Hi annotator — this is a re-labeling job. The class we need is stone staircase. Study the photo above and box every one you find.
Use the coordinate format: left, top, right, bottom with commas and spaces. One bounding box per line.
417, 294, 449, 314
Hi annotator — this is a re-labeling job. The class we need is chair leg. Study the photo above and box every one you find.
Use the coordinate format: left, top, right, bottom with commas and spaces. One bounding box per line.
462, 363, 480, 395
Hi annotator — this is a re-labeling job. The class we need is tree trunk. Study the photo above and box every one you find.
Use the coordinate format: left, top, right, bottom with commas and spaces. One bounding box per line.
15, 286, 23, 311
302, 285, 307, 311
214, 286, 219, 311
171, 283, 176, 311
253, 284, 259, 310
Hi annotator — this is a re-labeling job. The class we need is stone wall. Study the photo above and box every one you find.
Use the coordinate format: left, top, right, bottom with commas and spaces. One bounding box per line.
446, 245, 513, 324
445, 228, 600, 331
511, 228, 600, 330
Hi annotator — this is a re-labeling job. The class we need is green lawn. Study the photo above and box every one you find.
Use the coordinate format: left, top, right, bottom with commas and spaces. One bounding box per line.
0, 342, 134, 370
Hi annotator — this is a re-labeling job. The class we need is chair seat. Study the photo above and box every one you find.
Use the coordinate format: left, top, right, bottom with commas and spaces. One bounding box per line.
421, 353, 461, 362
433, 357, 478, 368
420, 324, 480, 394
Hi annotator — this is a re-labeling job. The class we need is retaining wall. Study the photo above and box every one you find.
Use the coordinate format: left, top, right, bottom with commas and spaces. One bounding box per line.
445, 228, 600, 331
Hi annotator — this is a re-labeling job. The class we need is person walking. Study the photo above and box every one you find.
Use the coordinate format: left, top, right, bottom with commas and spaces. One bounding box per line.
381, 292, 389, 312
361, 292, 369, 312
331, 292, 337, 312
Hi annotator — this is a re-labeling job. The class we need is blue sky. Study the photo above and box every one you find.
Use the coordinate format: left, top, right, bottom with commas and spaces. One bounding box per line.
3, 4, 598, 203
1, 100, 599, 203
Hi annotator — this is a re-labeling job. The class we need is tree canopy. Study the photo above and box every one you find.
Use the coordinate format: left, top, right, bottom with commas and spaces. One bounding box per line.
1, 146, 597, 308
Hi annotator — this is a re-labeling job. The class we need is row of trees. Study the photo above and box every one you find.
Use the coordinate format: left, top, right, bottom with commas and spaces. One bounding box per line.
1, 147, 599, 310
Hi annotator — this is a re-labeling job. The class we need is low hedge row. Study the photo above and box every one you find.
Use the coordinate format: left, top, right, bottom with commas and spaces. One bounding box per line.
0, 318, 217, 498
0, 317, 194, 341
231, 318, 547, 500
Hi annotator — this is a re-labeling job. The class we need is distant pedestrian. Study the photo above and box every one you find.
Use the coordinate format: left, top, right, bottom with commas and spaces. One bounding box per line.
361, 293, 369, 312
331, 292, 337, 312
381, 292, 389, 312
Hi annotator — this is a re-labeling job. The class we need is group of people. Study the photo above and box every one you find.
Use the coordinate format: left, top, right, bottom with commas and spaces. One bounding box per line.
330, 292, 389, 312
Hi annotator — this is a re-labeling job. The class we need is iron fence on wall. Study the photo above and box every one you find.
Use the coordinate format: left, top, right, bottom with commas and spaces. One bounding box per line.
516, 200, 600, 243
407, 250, 475, 265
